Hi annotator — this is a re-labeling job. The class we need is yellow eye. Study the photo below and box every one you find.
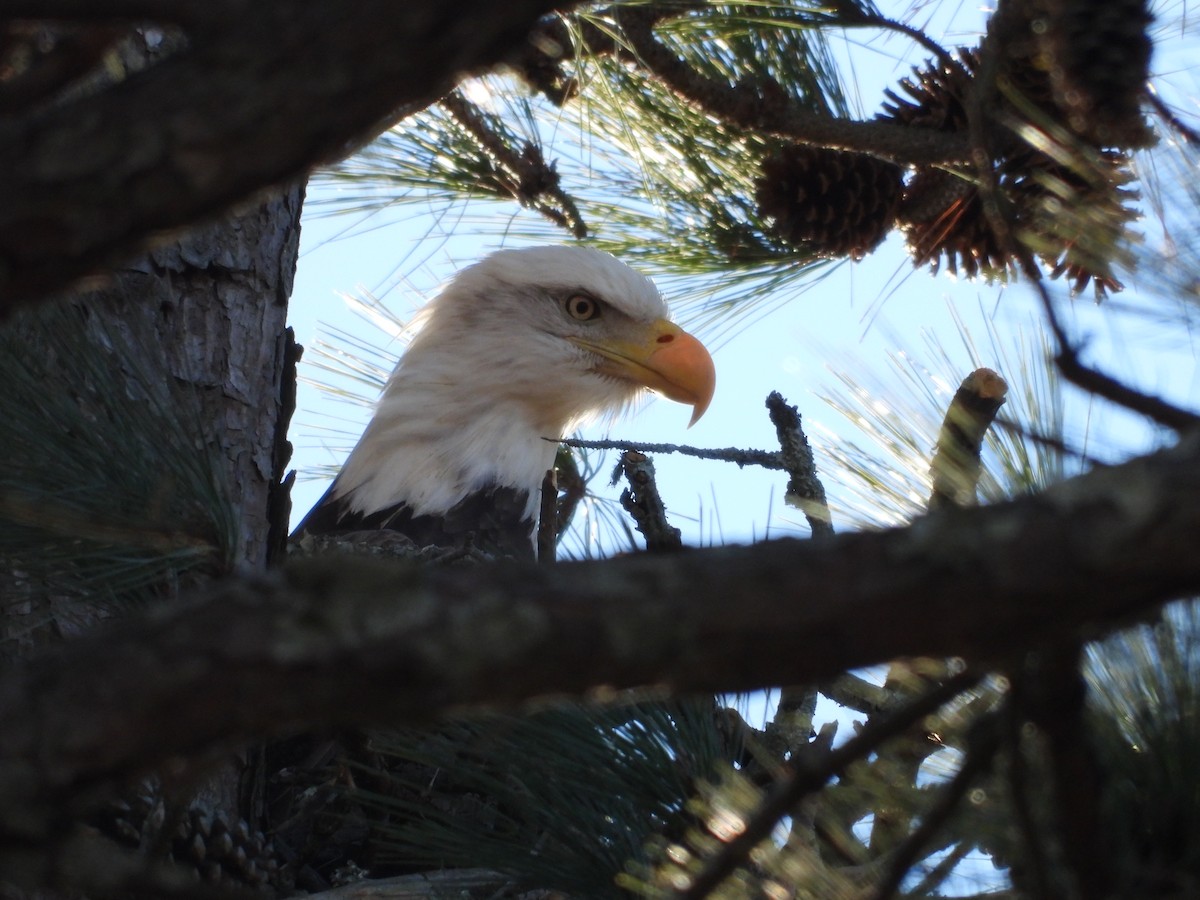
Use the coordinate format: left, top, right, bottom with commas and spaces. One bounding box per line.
565, 295, 599, 321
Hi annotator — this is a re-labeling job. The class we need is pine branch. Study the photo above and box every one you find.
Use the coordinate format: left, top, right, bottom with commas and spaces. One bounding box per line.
6, 433, 1200, 845
929, 368, 1009, 510
766, 391, 833, 538
677, 671, 983, 899
614, 451, 682, 552
614, 4, 972, 166
558, 437, 785, 471
440, 91, 587, 237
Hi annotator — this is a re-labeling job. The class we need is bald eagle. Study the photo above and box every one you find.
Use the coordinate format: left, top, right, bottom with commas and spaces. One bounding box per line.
292, 246, 715, 559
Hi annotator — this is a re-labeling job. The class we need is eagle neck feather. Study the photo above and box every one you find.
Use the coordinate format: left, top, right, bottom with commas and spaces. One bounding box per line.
332, 371, 562, 523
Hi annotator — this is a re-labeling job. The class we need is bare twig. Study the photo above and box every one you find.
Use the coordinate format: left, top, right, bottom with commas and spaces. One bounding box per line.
993, 416, 1096, 464
678, 670, 983, 899
822, 2, 957, 71
1033, 279, 1200, 431
614, 450, 681, 551
929, 368, 1009, 511
1147, 88, 1200, 147
441, 91, 587, 238
766, 391, 834, 538
557, 436, 785, 470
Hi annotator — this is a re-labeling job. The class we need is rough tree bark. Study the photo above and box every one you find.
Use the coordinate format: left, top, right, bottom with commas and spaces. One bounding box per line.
91, 189, 303, 568
0, 0, 568, 309
74, 188, 302, 820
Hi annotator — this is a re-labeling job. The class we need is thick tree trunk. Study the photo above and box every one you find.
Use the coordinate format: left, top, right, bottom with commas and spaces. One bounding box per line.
97, 187, 303, 568
53, 189, 304, 833
0, 186, 303, 880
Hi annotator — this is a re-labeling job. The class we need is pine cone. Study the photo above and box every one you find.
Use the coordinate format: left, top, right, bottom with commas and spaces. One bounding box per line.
96, 786, 284, 892
173, 810, 283, 891
1040, 0, 1154, 147
881, 37, 1140, 293
899, 170, 1010, 282
97, 783, 164, 851
879, 49, 978, 133
1011, 149, 1139, 297
755, 144, 903, 261
899, 151, 1138, 295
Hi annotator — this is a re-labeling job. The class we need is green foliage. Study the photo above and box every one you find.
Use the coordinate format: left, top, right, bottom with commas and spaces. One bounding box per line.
0, 302, 235, 658
620, 675, 1011, 899
819, 310, 1067, 529
313, 2, 859, 327
360, 697, 733, 897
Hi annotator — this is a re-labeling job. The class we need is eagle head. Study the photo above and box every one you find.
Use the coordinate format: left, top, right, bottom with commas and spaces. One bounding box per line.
294, 246, 715, 556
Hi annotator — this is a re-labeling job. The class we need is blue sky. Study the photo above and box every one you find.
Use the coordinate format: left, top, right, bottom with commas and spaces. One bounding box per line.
285, 3, 1200, 550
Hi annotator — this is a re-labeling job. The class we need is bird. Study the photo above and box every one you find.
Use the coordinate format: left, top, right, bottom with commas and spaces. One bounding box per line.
292, 246, 715, 559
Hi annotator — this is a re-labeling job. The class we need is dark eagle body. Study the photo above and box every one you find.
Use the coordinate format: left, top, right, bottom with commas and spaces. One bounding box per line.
292, 246, 715, 559
294, 483, 535, 559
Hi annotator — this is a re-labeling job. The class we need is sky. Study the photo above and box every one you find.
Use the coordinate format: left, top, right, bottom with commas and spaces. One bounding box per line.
284, 3, 1200, 552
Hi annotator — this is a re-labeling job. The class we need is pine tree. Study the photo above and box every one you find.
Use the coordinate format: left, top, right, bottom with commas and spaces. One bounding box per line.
3, 2, 1199, 898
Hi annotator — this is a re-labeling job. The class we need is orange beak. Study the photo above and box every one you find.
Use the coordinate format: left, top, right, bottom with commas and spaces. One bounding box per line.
571, 318, 716, 427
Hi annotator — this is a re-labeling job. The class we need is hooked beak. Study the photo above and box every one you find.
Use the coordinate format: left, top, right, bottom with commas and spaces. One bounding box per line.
571, 318, 715, 427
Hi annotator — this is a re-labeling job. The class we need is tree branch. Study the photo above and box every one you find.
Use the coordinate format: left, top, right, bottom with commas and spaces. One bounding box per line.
440, 90, 587, 238
0, 0, 569, 309
3, 434, 1200, 827
766, 391, 834, 538
558, 436, 785, 470
614, 5, 972, 166
679, 671, 983, 899
614, 450, 682, 551
928, 368, 1008, 510
1033, 271, 1200, 431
